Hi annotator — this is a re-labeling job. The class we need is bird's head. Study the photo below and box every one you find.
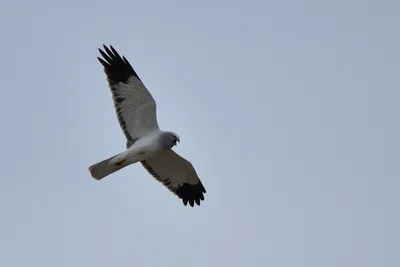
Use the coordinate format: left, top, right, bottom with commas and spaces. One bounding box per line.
161, 131, 180, 149
172, 133, 180, 146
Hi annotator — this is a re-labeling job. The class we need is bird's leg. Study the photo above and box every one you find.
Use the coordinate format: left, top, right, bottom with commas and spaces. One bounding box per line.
115, 158, 125, 165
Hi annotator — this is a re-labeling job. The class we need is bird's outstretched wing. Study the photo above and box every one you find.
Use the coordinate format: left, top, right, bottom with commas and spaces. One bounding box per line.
97, 45, 159, 147
141, 150, 206, 207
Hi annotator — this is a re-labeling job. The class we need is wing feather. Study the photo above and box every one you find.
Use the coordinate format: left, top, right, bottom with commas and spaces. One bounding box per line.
141, 150, 206, 207
97, 45, 159, 146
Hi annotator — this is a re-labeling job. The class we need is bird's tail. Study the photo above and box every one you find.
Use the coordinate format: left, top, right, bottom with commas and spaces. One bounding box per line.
88, 153, 132, 180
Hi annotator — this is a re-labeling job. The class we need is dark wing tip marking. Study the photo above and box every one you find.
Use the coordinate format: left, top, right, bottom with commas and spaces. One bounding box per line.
176, 181, 206, 207
97, 44, 141, 84
141, 161, 206, 207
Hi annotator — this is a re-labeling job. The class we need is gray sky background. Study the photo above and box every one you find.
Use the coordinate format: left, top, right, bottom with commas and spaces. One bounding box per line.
0, 0, 399, 266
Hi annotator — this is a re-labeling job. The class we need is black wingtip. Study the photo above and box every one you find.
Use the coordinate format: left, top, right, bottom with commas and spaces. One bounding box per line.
176, 181, 206, 207
97, 45, 141, 84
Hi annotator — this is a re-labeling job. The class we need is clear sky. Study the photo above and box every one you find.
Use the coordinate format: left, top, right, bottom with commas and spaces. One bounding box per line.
1, 0, 399, 266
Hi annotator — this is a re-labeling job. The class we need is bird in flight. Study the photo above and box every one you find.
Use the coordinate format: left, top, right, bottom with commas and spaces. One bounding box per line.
88, 45, 206, 207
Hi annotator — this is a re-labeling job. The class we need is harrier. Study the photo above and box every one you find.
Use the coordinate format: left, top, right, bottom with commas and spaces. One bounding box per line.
88, 45, 206, 207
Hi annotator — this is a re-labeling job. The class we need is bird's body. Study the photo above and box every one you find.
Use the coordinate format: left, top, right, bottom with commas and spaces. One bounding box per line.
88, 45, 206, 207
90, 130, 177, 179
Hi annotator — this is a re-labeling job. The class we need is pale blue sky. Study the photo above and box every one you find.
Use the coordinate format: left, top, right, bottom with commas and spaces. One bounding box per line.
0, 0, 399, 266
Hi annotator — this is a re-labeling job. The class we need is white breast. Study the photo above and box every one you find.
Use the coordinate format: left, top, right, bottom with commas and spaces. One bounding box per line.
124, 130, 163, 161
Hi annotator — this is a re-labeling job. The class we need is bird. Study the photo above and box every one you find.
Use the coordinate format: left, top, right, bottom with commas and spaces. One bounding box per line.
88, 45, 206, 207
